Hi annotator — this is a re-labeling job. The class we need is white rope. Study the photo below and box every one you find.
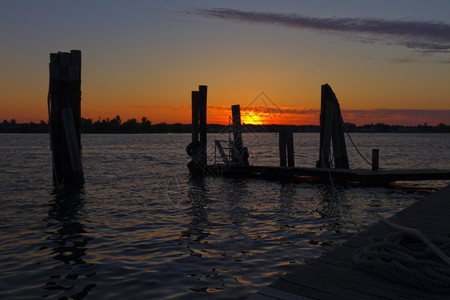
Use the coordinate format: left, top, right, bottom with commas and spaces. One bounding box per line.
380, 217, 450, 266
343, 124, 374, 168
354, 218, 450, 293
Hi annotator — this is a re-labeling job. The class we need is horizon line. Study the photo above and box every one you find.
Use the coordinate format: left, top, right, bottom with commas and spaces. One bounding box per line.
2, 119, 448, 128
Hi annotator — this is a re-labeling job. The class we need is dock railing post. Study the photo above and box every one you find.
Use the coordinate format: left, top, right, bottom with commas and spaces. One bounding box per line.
48, 50, 84, 186
372, 148, 379, 171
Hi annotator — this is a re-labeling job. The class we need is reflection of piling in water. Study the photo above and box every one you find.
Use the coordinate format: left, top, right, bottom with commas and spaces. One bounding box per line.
48, 50, 84, 186
44, 187, 96, 298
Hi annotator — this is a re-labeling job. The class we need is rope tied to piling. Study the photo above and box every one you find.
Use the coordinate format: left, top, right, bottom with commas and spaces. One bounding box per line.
354, 218, 450, 294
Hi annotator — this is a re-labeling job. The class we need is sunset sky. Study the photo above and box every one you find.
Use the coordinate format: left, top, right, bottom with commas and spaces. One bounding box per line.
1, 0, 449, 125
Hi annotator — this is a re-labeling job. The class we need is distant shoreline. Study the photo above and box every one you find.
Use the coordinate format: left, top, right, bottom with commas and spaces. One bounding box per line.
1, 119, 449, 134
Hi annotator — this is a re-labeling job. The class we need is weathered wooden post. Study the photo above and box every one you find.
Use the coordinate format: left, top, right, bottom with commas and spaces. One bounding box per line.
279, 128, 287, 167
317, 84, 349, 169
232, 105, 243, 163
48, 50, 84, 186
279, 126, 295, 167
199, 85, 208, 168
187, 85, 208, 174
231, 105, 249, 166
191, 90, 200, 165
287, 126, 295, 167
372, 148, 379, 171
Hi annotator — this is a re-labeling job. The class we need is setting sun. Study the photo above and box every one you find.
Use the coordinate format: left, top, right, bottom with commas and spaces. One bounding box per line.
241, 110, 265, 125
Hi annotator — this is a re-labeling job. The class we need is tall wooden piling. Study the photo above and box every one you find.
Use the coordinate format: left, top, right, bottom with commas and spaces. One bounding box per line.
317, 84, 349, 169
287, 127, 295, 167
279, 126, 295, 167
188, 85, 208, 175
191, 91, 200, 165
279, 129, 287, 167
48, 50, 84, 186
199, 86, 208, 168
230, 105, 249, 166
232, 105, 243, 163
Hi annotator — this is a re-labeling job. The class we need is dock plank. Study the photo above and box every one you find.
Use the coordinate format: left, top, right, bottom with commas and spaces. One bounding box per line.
250, 185, 450, 299
282, 262, 425, 299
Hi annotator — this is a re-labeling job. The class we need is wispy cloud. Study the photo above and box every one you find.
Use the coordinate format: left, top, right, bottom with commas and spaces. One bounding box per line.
343, 109, 450, 126
187, 8, 450, 53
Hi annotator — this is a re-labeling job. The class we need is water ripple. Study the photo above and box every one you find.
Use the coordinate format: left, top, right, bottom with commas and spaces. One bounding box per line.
0, 133, 447, 299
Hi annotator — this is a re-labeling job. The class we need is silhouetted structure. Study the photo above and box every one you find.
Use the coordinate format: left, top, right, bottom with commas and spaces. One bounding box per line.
231, 105, 249, 166
188, 83, 450, 186
187, 85, 208, 175
372, 148, 379, 171
48, 50, 84, 186
279, 126, 295, 167
317, 84, 349, 168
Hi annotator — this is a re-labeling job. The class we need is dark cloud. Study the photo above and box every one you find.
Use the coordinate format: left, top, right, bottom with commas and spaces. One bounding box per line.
342, 109, 450, 125
188, 8, 450, 53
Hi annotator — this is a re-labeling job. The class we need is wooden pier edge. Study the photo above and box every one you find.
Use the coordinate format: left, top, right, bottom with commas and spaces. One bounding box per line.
212, 165, 450, 186
248, 184, 450, 300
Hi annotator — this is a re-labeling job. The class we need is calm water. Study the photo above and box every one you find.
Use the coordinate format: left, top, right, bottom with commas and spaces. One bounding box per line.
0, 133, 449, 299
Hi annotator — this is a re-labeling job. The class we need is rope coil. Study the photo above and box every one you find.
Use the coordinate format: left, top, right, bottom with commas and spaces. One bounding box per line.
354, 219, 450, 294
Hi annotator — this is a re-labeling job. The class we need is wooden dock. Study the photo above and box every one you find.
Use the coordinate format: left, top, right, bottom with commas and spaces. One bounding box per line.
188, 84, 450, 187
249, 184, 450, 299
210, 165, 450, 186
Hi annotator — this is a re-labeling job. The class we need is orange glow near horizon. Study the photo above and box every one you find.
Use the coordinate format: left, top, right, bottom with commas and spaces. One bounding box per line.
1, 103, 449, 127
2, 2, 450, 128
241, 110, 265, 125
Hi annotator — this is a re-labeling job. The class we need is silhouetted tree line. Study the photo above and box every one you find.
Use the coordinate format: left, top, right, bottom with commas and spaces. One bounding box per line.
79, 116, 191, 133
0, 119, 49, 133
0, 116, 190, 133
1, 117, 449, 133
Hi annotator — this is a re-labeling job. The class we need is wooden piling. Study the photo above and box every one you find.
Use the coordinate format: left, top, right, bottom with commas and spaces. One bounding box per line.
332, 100, 349, 168
317, 84, 349, 169
279, 128, 287, 167
279, 126, 295, 167
230, 104, 249, 166
48, 50, 84, 186
232, 105, 243, 163
287, 127, 295, 167
372, 148, 379, 171
199, 85, 208, 168
321, 100, 335, 168
190, 91, 200, 166
318, 85, 328, 167
191, 91, 199, 148
188, 85, 208, 175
